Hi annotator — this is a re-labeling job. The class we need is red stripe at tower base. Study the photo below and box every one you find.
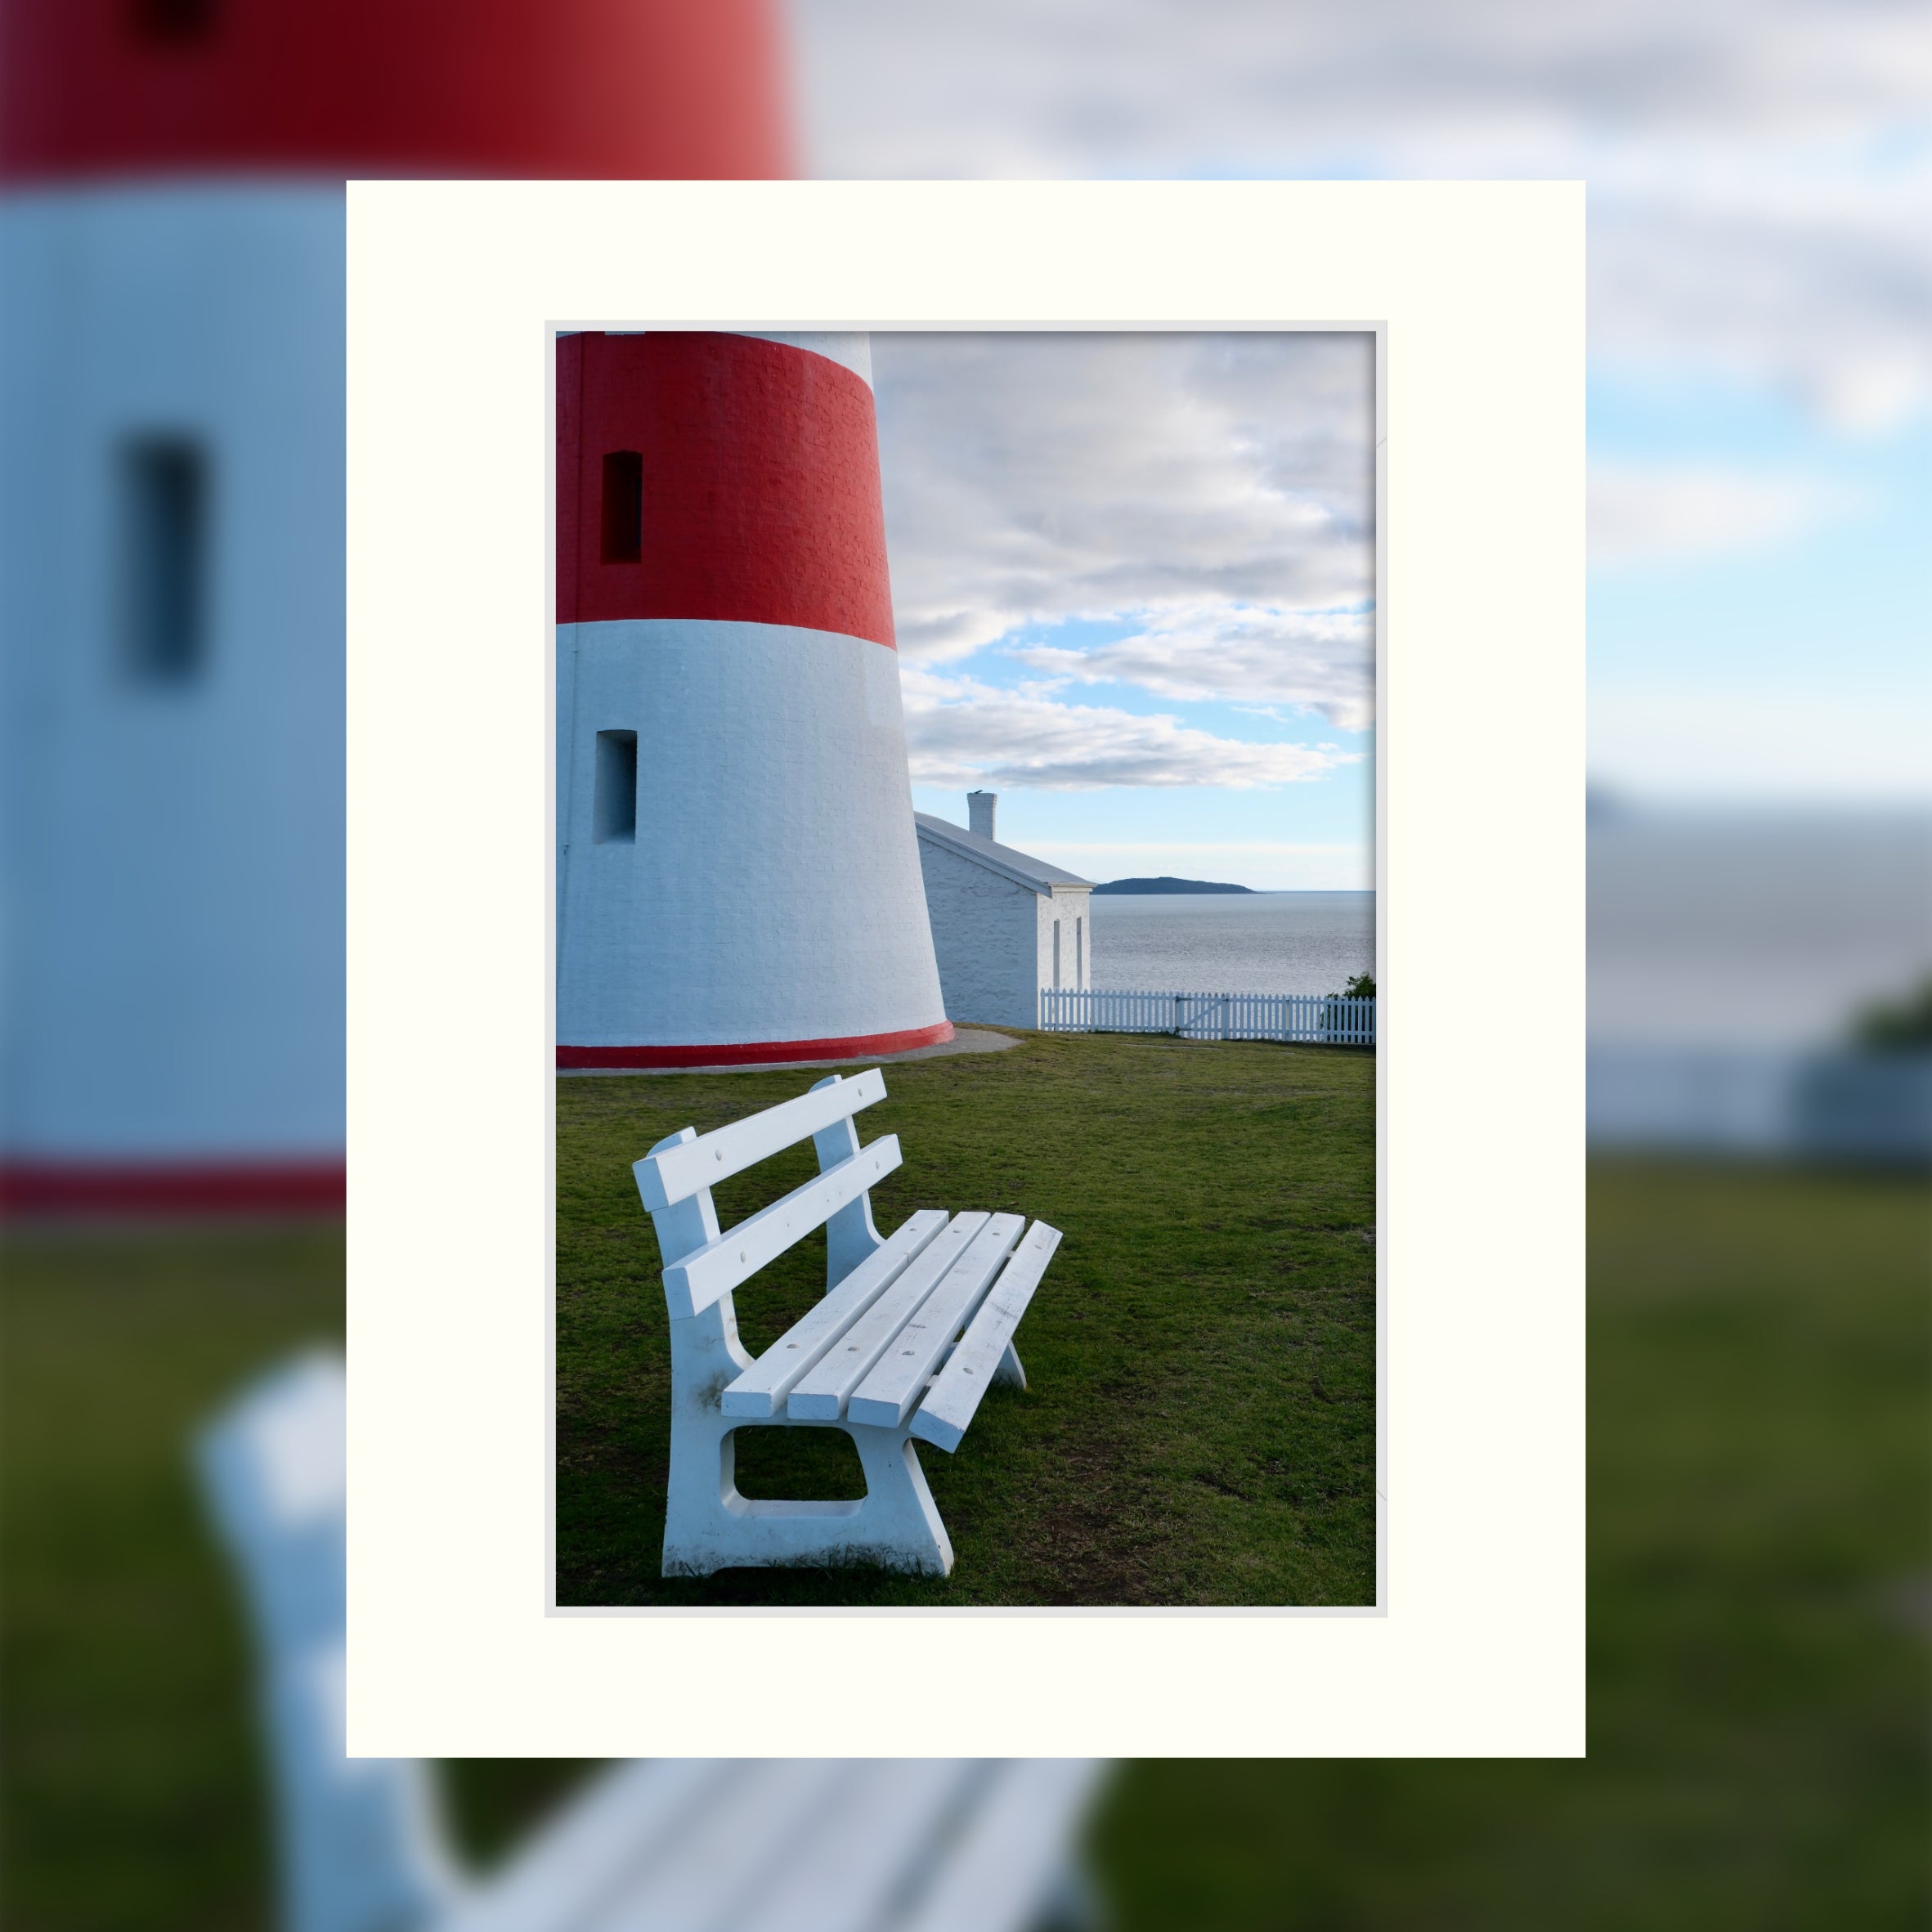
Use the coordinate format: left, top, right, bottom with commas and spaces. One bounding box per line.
1, 1159, 347, 1217
558, 1022, 955, 1071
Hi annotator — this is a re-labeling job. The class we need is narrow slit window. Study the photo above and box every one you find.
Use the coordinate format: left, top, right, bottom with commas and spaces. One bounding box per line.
601, 451, 643, 563
1052, 920, 1062, 990
594, 731, 638, 844
129, 0, 222, 45
122, 437, 208, 684
1076, 917, 1083, 988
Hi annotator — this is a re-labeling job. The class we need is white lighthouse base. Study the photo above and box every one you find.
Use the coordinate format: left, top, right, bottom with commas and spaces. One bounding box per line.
1, 184, 347, 1192
557, 616, 949, 1062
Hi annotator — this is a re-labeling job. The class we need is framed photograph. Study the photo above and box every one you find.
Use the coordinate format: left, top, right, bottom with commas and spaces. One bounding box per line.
347, 180, 1585, 1757
552, 324, 1381, 1611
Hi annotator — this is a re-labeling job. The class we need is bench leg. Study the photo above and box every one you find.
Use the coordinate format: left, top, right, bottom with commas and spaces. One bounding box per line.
992, 1339, 1027, 1390
657, 1307, 952, 1576
661, 1414, 953, 1578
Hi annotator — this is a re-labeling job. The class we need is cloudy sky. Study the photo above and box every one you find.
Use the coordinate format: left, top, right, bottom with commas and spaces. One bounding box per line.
794, 0, 1930, 809
871, 333, 1377, 889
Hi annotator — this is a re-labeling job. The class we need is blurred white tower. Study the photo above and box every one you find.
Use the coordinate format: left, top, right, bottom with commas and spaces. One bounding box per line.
556, 331, 952, 1066
0, 0, 787, 1211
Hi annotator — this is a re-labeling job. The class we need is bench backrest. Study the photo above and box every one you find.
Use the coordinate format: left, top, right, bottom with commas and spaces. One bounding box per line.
633, 1069, 899, 1319
197, 1353, 464, 1932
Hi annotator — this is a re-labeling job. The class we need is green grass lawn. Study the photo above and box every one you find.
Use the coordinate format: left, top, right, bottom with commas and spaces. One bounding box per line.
3, 1154, 1924, 1929
556, 1029, 1378, 1607
1, 1229, 338, 1930
1095, 1160, 1930, 1929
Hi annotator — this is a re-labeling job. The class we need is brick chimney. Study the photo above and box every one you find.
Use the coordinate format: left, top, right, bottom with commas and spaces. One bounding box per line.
967, 790, 997, 840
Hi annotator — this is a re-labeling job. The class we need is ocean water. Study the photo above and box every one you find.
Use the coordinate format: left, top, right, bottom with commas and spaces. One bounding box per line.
1588, 807, 1932, 1047
1078, 810, 1932, 1034
1086, 891, 1375, 997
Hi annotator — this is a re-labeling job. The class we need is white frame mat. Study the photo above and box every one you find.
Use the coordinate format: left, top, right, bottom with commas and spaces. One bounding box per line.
347, 180, 1585, 1759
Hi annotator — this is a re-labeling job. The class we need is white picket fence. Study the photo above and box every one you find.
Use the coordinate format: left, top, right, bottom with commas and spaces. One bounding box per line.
1038, 988, 1377, 1046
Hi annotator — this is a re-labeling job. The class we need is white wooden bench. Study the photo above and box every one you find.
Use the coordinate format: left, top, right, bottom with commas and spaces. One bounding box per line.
198, 1354, 1105, 1932
634, 1069, 1061, 1578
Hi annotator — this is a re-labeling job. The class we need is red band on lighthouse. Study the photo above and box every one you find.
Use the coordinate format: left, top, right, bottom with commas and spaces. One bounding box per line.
0, 0, 790, 183
558, 333, 896, 648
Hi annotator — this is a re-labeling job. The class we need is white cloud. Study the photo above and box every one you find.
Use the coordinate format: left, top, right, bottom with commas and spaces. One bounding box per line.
899, 665, 1364, 791
1589, 680, 1932, 800
796, 0, 1932, 177
1588, 459, 1860, 567
798, 0, 1932, 428
1011, 604, 1374, 729
872, 332, 1375, 662
1585, 157, 1932, 429
796, 0, 1926, 174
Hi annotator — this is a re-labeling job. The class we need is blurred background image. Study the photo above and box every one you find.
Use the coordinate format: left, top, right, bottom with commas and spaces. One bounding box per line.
2, 0, 1925, 1927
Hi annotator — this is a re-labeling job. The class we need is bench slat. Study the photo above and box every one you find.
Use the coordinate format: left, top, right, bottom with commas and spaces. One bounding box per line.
895, 1759, 1108, 1932
583, 1758, 853, 1932
435, 1759, 729, 1932
730, 1759, 984, 1932
633, 1068, 886, 1211
909, 1223, 1062, 1454
719, 1210, 949, 1419
659, 1137, 902, 1320
847, 1215, 1025, 1429
787, 1213, 988, 1421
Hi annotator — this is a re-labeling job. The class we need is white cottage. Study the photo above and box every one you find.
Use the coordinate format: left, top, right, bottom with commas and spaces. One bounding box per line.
915, 793, 1094, 1029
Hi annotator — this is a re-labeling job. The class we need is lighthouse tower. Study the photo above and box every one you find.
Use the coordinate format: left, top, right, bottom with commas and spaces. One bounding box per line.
0, 1, 786, 1212
556, 331, 953, 1067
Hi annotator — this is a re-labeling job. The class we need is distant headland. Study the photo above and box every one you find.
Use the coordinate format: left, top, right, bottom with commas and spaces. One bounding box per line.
1093, 876, 1256, 895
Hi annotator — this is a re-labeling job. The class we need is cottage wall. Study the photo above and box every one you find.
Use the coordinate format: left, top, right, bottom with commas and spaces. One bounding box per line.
1035, 885, 1094, 997
917, 840, 1042, 1028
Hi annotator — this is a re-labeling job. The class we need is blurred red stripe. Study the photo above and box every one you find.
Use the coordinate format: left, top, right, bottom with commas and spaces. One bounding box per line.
0, 1159, 347, 1216
0, 0, 790, 181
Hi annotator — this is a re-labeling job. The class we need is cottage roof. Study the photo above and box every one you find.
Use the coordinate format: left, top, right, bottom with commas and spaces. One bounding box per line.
913, 813, 1093, 897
